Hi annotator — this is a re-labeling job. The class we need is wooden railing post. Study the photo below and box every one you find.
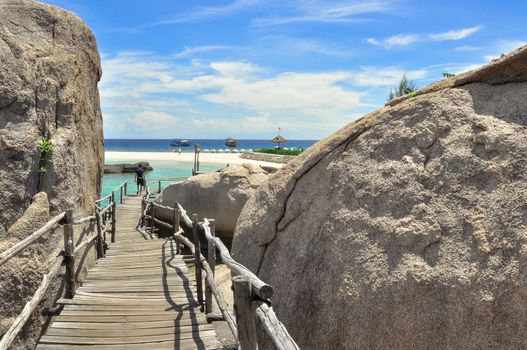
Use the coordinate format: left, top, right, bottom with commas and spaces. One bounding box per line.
158, 180, 161, 193
193, 214, 204, 311
111, 202, 116, 243
141, 198, 145, 227
120, 186, 123, 204
205, 219, 216, 314
95, 208, 104, 259
173, 205, 181, 255
124, 181, 128, 196
233, 276, 258, 350
63, 209, 75, 298
150, 205, 156, 235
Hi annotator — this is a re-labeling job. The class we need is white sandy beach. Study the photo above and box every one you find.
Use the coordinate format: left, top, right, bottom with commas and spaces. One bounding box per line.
105, 151, 283, 169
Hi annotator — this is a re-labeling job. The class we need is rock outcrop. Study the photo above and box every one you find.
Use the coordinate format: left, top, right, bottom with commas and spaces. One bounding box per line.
232, 45, 527, 349
104, 162, 153, 173
0, 0, 103, 348
157, 164, 269, 237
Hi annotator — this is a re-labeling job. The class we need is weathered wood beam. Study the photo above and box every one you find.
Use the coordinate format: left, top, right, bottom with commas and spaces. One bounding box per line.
0, 253, 63, 349
252, 300, 299, 350
0, 212, 65, 267
233, 276, 258, 350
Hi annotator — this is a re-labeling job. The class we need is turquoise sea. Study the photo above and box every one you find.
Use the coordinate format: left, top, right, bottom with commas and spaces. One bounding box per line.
101, 139, 317, 198
102, 159, 223, 199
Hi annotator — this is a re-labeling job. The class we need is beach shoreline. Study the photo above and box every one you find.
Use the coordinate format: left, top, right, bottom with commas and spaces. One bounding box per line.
105, 151, 284, 169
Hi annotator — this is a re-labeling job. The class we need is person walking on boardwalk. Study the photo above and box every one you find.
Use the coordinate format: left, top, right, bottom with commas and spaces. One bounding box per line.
135, 164, 146, 194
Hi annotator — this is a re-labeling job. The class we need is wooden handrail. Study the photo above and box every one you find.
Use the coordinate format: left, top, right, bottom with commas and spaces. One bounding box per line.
0, 252, 64, 349
74, 231, 99, 253
201, 218, 274, 300
0, 212, 66, 267
252, 300, 300, 350
0, 181, 131, 348
72, 215, 96, 225
145, 197, 298, 349
175, 203, 273, 299
173, 232, 238, 339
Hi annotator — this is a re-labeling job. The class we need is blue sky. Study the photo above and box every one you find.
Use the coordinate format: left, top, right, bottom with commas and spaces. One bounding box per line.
41, 0, 526, 140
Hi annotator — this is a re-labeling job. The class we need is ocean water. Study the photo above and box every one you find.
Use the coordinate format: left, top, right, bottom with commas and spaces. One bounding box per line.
102, 139, 317, 198
105, 139, 317, 152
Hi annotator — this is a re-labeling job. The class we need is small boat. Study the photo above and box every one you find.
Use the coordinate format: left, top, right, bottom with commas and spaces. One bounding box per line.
225, 137, 237, 147
170, 139, 192, 147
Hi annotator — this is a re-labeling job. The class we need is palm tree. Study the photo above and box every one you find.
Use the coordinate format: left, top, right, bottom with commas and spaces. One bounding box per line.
387, 75, 417, 102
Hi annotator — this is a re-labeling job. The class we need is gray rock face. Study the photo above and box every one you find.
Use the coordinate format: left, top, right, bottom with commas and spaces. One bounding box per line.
157, 164, 269, 237
0, 0, 103, 347
232, 45, 527, 349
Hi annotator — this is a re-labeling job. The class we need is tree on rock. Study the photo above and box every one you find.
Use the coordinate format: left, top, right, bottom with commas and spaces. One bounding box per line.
387, 74, 417, 101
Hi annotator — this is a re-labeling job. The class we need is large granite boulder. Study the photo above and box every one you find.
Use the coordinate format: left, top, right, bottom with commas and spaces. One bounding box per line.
157, 164, 269, 237
0, 0, 103, 347
232, 45, 527, 349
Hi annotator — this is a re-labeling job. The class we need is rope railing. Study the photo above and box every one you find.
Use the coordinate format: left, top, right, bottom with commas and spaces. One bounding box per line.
142, 194, 299, 350
0, 181, 129, 349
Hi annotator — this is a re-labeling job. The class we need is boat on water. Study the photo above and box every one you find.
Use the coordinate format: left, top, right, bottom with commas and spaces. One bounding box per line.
225, 137, 237, 147
170, 139, 192, 147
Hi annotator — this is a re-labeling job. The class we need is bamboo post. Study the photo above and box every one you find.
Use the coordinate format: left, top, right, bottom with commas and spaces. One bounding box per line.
141, 199, 145, 227
95, 208, 104, 259
63, 209, 75, 298
120, 186, 123, 204
206, 219, 216, 314
124, 181, 128, 196
193, 214, 204, 311
233, 276, 258, 350
196, 144, 200, 173
111, 202, 116, 243
173, 205, 181, 255
150, 205, 156, 235
158, 180, 161, 193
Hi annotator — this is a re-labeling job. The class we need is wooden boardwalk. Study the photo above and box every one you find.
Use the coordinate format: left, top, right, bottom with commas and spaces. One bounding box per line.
37, 195, 221, 349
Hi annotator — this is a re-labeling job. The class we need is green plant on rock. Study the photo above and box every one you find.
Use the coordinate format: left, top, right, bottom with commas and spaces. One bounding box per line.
443, 72, 455, 78
38, 138, 54, 153
387, 75, 417, 102
38, 138, 53, 174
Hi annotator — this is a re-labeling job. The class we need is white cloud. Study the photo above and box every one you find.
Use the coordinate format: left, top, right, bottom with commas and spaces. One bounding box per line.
172, 45, 233, 59
130, 0, 392, 30
367, 34, 421, 48
251, 1, 392, 26
368, 26, 482, 48
483, 40, 527, 61
454, 45, 482, 51
99, 51, 431, 138
349, 67, 428, 86
126, 111, 179, 132
429, 26, 482, 41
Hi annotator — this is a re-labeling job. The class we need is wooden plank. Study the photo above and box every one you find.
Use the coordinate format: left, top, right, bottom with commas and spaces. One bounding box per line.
40, 330, 217, 344
63, 303, 195, 311
45, 324, 213, 337
50, 318, 205, 330
55, 313, 203, 323
59, 309, 202, 317
36, 336, 222, 349
57, 298, 192, 306
37, 193, 219, 350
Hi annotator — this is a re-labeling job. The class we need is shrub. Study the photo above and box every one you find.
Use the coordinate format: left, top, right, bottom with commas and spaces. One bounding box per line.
254, 148, 304, 156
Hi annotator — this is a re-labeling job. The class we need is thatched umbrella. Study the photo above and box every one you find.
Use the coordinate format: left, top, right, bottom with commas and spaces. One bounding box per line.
271, 134, 287, 149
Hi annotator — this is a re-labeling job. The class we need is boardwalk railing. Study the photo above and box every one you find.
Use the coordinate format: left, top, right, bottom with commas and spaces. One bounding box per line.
140, 186, 299, 350
0, 181, 127, 350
